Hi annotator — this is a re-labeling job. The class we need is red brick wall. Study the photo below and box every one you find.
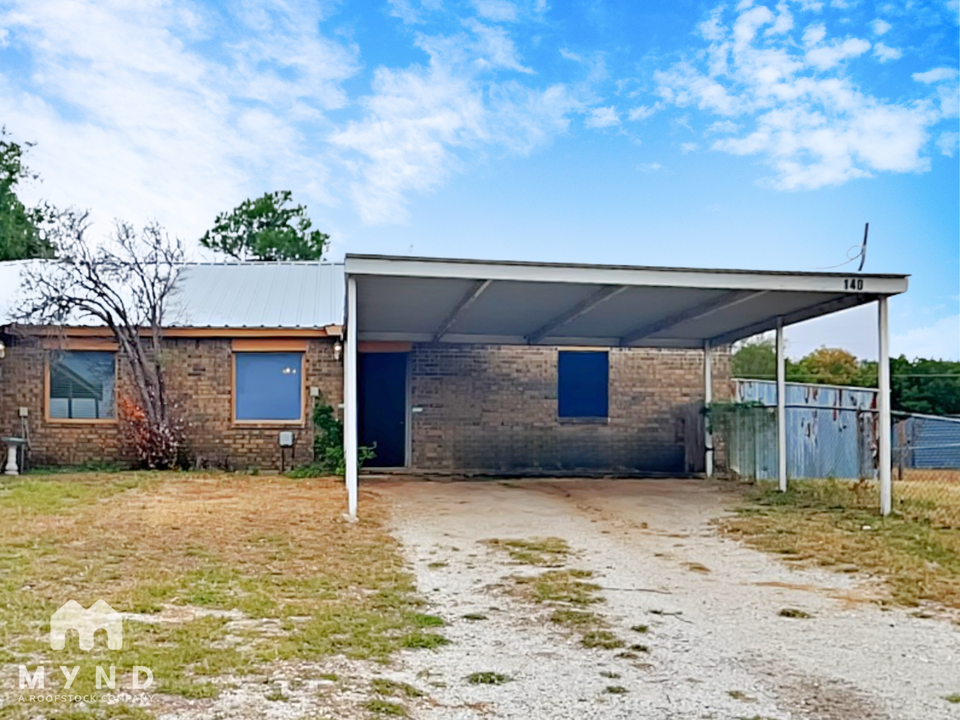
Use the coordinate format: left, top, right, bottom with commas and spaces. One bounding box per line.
0, 334, 729, 474
0, 335, 342, 471
409, 344, 731, 473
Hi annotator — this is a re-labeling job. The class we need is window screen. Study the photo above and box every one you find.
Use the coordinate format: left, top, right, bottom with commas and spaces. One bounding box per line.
235, 352, 303, 421
49, 351, 116, 419
558, 351, 609, 418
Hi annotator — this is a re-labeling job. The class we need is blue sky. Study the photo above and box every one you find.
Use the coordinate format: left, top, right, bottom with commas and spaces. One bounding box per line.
0, 0, 957, 359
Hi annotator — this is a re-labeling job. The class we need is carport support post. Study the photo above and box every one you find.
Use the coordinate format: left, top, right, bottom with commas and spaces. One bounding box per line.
345, 276, 359, 520
878, 296, 892, 516
704, 340, 713, 477
776, 316, 787, 492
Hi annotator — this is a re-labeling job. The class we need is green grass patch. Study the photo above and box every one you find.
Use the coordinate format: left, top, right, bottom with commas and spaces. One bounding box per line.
630, 624, 649, 634
945, 693, 960, 704
365, 699, 408, 716
465, 672, 511, 685
778, 608, 812, 619
462, 612, 488, 621
514, 569, 601, 606
549, 608, 601, 627
371, 678, 424, 698
721, 479, 960, 608
484, 537, 570, 566
0, 473, 148, 514
604, 685, 628, 694
401, 632, 450, 650
581, 630, 625, 650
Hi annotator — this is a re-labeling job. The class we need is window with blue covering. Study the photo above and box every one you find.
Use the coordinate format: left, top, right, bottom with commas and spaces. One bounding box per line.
48, 351, 116, 420
234, 352, 303, 422
558, 351, 609, 418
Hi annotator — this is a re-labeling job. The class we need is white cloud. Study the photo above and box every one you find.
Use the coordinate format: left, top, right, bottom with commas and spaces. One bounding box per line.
0, 0, 586, 231
462, 18, 534, 73
680, 142, 698, 153
585, 106, 620, 128
0, 0, 358, 245
706, 119, 740, 133
913, 67, 959, 84
873, 43, 902, 62
331, 31, 582, 223
472, 0, 519, 22
802, 23, 827, 46
765, 2, 794, 35
871, 19, 891, 35
388, 0, 424, 24
805, 37, 871, 70
892, 314, 960, 360
653, 4, 949, 191
627, 105, 658, 121
937, 131, 959, 157
637, 162, 662, 172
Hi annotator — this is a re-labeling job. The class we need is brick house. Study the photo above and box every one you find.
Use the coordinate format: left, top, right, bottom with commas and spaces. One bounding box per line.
0, 256, 908, 501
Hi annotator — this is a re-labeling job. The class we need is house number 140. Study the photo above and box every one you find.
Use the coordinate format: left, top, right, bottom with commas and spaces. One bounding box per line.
844, 278, 864, 291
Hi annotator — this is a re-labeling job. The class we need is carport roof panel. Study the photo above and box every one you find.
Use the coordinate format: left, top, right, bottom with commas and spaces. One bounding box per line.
345, 254, 909, 347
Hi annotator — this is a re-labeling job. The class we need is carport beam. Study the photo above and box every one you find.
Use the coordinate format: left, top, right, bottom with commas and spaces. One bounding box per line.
704, 340, 713, 477
776, 316, 787, 492
878, 297, 892, 515
345, 276, 359, 520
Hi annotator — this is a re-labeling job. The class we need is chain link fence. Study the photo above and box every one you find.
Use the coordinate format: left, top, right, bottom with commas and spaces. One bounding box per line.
716, 380, 960, 526
892, 413, 960, 527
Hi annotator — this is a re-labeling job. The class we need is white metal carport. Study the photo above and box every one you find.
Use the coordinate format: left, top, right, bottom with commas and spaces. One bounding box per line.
342, 255, 909, 518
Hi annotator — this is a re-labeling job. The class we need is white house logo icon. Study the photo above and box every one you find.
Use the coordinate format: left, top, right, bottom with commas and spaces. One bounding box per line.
50, 600, 122, 651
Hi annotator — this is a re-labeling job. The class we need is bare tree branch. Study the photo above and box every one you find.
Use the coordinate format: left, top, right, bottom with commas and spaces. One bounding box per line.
15, 211, 186, 466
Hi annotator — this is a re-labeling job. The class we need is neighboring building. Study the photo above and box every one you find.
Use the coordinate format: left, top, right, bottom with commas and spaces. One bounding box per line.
0, 260, 729, 473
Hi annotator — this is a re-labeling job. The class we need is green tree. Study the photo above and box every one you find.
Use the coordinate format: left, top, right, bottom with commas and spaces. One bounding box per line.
890, 356, 960, 416
732, 337, 777, 379
0, 128, 56, 260
200, 190, 329, 261
792, 347, 861, 386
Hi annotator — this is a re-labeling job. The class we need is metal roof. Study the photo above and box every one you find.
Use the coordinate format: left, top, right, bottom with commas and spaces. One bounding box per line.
344, 254, 909, 348
0, 261, 345, 329
169, 263, 343, 328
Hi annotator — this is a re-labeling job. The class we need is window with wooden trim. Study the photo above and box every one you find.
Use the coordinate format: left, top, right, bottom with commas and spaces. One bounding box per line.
234, 352, 304, 422
48, 351, 117, 420
557, 350, 609, 418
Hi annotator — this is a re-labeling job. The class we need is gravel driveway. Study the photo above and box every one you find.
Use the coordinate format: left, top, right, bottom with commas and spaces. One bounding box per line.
372, 478, 960, 720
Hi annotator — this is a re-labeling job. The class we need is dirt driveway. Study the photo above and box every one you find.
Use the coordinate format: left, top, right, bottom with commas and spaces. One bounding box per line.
373, 478, 960, 720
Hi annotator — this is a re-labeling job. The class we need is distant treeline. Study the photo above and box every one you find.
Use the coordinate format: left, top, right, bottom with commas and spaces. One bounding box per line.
732, 340, 960, 417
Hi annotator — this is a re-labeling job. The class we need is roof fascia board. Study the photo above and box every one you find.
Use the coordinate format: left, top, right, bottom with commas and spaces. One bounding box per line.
620, 290, 767, 346
345, 257, 909, 295
4, 325, 339, 338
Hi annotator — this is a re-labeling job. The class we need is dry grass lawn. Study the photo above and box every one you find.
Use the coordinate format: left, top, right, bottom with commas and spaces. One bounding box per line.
720, 478, 960, 610
0, 472, 443, 720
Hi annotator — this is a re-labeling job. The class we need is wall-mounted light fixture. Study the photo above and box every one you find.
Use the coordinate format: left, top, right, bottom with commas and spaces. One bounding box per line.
333, 340, 343, 361
0, 340, 6, 359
